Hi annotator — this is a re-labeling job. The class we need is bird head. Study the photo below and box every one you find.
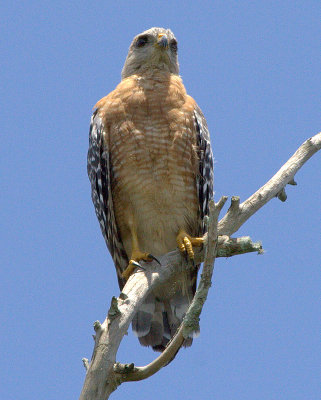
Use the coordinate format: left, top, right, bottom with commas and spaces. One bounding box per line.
121, 27, 179, 79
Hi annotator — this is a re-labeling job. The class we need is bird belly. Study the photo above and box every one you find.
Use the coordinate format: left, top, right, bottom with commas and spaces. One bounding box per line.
111, 143, 199, 258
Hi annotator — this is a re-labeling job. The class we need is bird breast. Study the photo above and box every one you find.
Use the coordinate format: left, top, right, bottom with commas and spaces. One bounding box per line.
100, 71, 199, 257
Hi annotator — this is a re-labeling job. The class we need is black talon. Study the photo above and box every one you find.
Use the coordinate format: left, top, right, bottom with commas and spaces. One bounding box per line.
137, 264, 146, 271
131, 260, 146, 271
131, 260, 142, 269
148, 254, 161, 265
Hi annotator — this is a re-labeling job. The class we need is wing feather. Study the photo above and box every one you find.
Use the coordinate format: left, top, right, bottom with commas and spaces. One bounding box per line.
87, 109, 128, 289
182, 104, 214, 316
193, 104, 214, 234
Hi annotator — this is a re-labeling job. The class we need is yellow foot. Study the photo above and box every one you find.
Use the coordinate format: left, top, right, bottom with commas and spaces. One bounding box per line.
122, 250, 160, 281
176, 229, 204, 260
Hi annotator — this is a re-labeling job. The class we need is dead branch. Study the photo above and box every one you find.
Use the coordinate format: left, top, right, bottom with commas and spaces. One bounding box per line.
79, 232, 260, 399
218, 132, 321, 236
79, 132, 320, 400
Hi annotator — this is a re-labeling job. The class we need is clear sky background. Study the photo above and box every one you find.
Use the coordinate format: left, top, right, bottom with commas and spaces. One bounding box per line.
1, 1, 320, 399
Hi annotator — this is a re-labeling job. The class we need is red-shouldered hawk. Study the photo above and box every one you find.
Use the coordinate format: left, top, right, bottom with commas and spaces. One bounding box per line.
87, 27, 214, 351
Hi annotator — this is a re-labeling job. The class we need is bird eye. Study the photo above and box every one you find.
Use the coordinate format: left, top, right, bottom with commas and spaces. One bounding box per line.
136, 35, 149, 47
170, 39, 178, 53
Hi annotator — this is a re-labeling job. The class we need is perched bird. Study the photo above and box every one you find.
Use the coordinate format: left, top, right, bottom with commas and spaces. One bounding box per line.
87, 27, 214, 351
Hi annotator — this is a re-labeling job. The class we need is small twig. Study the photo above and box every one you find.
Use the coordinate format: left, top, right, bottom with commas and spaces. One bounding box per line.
288, 178, 297, 186
93, 321, 102, 332
217, 236, 263, 257
82, 358, 90, 372
276, 188, 287, 202
183, 197, 226, 337
114, 323, 185, 381
229, 196, 241, 213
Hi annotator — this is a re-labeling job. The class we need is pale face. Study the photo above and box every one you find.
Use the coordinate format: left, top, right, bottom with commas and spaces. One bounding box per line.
121, 27, 179, 79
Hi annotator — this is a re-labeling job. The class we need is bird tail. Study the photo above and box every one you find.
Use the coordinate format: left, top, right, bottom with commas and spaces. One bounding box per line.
132, 291, 198, 352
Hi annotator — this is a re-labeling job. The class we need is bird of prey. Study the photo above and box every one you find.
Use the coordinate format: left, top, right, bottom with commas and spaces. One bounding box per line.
87, 27, 214, 351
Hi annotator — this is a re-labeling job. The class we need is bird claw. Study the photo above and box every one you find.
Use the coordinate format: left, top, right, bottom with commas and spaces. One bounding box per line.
122, 252, 160, 281
131, 260, 142, 269
147, 254, 161, 265
176, 229, 204, 260
122, 260, 143, 280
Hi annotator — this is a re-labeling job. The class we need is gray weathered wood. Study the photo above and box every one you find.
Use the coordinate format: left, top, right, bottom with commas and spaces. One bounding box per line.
79, 132, 321, 400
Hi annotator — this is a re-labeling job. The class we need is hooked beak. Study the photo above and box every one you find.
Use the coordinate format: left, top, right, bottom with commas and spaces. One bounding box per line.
156, 33, 169, 49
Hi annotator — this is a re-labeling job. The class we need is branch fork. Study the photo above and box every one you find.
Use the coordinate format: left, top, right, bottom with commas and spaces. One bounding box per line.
80, 132, 321, 400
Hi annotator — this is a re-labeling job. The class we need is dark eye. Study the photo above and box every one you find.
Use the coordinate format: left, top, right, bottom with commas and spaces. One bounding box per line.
136, 35, 149, 47
170, 39, 178, 53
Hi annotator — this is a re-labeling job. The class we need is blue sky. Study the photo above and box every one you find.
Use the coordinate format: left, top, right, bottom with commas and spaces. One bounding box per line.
1, 1, 320, 399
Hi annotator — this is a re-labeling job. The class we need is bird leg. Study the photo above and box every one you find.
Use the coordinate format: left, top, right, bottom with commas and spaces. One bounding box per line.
176, 229, 204, 260
122, 227, 160, 281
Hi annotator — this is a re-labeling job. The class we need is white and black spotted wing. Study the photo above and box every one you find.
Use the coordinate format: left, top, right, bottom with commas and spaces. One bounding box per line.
87, 110, 128, 289
194, 105, 214, 234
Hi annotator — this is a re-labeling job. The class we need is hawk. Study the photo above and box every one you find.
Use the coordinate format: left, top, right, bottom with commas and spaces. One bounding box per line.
87, 27, 214, 351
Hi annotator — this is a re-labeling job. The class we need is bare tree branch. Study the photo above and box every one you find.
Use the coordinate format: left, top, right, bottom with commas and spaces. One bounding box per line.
79, 132, 320, 400
218, 132, 321, 236
79, 233, 260, 399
